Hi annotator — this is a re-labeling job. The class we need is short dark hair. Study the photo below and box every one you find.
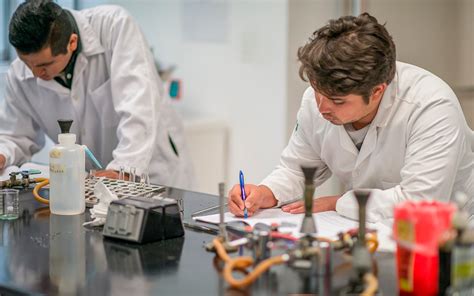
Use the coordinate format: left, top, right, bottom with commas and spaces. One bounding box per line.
297, 13, 396, 103
9, 0, 73, 56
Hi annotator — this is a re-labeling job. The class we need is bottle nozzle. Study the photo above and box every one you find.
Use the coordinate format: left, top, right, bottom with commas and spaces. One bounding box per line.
58, 119, 73, 134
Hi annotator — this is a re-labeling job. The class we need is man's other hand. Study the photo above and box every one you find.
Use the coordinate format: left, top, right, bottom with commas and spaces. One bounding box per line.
94, 169, 120, 179
281, 195, 341, 214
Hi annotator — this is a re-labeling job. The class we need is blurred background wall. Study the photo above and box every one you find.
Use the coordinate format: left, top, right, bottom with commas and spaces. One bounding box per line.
0, 0, 472, 195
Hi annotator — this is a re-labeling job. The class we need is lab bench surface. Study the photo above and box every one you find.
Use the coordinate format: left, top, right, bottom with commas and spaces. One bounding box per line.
0, 188, 397, 295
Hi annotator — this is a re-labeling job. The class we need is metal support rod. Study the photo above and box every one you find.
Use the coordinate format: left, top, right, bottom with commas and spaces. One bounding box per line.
350, 189, 372, 279
254, 231, 270, 263
353, 189, 371, 245
299, 166, 317, 234
218, 182, 228, 240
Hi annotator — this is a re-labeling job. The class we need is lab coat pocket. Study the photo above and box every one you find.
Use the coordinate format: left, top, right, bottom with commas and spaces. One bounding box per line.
381, 180, 398, 190
89, 80, 119, 127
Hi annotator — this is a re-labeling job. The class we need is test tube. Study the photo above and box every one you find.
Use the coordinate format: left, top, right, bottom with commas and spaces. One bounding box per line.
118, 166, 125, 181
140, 172, 150, 187
129, 167, 136, 183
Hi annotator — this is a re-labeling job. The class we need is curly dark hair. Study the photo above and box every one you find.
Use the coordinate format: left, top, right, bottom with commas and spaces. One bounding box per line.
297, 13, 396, 103
9, 0, 73, 55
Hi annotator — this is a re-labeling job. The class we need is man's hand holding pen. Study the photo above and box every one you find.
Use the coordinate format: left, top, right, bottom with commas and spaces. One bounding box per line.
227, 183, 277, 217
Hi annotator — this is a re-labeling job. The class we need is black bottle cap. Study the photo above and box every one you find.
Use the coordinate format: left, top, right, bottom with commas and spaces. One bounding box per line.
58, 120, 73, 134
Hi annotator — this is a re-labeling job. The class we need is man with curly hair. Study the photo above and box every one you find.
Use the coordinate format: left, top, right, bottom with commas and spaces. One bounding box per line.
228, 13, 473, 222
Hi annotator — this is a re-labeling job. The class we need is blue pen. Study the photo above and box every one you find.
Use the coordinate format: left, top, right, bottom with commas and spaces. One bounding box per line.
239, 170, 248, 218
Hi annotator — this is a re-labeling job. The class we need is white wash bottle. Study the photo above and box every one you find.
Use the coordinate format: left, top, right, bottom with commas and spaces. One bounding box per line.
49, 120, 85, 215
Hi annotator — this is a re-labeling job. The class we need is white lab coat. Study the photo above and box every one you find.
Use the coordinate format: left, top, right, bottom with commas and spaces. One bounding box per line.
261, 62, 473, 222
0, 6, 194, 189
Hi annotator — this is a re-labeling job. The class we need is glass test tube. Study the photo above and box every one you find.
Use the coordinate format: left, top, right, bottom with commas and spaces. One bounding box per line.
129, 167, 136, 183
118, 166, 125, 181
140, 172, 150, 187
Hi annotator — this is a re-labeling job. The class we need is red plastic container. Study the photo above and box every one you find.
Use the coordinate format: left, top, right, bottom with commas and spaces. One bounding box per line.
393, 200, 455, 295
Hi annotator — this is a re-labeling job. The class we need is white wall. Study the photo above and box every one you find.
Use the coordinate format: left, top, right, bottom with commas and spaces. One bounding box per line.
457, 0, 474, 88
286, 0, 346, 196
287, 0, 342, 139
456, 0, 474, 129
112, 0, 289, 187
367, 0, 460, 86
366, 0, 474, 129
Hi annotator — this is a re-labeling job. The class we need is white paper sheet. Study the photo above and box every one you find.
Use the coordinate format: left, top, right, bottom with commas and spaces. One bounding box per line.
194, 209, 395, 252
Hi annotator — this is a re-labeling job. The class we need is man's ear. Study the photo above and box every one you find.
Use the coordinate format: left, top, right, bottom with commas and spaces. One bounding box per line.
371, 83, 387, 103
68, 33, 78, 52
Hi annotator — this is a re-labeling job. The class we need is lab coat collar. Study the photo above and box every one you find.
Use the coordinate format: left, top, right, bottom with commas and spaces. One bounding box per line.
371, 71, 398, 128
36, 78, 70, 96
354, 71, 399, 167
338, 126, 359, 156
335, 70, 399, 161
69, 10, 105, 57
17, 61, 32, 81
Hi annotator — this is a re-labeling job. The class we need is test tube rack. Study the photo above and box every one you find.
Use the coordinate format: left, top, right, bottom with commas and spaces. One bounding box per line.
84, 177, 166, 207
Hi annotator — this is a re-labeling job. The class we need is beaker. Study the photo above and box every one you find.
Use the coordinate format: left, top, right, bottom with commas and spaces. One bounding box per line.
0, 189, 20, 220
